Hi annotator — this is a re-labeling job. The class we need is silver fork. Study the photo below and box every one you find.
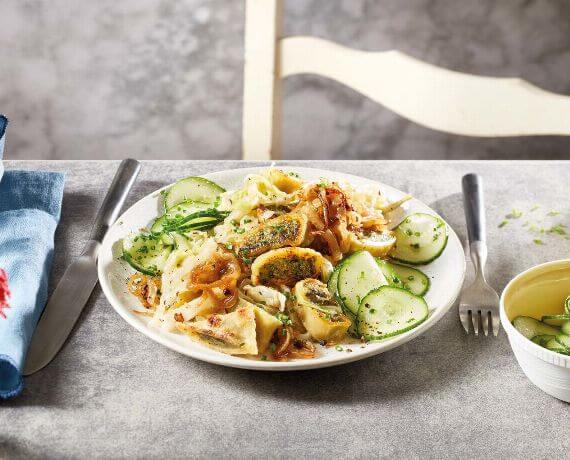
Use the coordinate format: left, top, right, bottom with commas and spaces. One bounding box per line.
459, 174, 500, 336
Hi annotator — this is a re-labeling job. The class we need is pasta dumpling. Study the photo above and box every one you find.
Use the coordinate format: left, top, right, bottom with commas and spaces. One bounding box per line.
178, 304, 258, 355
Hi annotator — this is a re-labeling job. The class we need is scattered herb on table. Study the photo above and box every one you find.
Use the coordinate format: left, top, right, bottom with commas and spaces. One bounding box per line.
499, 204, 569, 246
506, 209, 523, 219
548, 223, 567, 236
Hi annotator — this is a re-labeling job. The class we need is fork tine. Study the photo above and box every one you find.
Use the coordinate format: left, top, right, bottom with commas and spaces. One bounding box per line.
459, 310, 470, 333
491, 312, 501, 337
471, 310, 479, 336
481, 311, 489, 336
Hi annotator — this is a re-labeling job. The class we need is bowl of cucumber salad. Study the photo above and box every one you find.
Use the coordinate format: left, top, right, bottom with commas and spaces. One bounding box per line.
98, 167, 466, 370
501, 259, 570, 402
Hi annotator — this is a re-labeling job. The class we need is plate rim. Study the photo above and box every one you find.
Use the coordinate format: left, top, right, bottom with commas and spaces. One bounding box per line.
97, 166, 466, 371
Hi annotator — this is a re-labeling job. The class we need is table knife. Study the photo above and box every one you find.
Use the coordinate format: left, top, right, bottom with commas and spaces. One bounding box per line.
23, 159, 141, 376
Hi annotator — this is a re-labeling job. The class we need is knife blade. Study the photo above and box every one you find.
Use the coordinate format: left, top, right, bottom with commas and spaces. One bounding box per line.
23, 159, 141, 375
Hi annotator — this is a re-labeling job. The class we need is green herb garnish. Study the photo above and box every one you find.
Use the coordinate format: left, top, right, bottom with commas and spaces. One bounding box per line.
275, 313, 293, 326
548, 224, 567, 236
506, 209, 523, 219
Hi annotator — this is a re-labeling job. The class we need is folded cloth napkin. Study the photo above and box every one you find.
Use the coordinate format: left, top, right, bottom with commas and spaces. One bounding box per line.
0, 126, 65, 398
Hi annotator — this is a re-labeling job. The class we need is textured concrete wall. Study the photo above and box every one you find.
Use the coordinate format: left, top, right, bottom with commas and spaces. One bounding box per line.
1, 0, 569, 161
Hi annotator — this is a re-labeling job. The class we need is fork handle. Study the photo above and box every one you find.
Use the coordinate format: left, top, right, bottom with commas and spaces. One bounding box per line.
462, 173, 486, 244
462, 173, 487, 278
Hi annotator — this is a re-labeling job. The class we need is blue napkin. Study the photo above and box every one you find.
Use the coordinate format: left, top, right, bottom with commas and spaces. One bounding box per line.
0, 119, 65, 399
0, 115, 7, 180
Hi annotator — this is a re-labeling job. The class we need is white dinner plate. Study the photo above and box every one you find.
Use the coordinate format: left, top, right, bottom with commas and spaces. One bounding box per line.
98, 167, 466, 371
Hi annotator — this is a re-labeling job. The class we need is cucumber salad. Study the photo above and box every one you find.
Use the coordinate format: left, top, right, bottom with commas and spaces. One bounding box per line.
512, 297, 570, 355
120, 168, 448, 361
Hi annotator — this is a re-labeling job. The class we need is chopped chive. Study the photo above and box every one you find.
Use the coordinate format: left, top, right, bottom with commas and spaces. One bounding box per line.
548, 224, 567, 236
506, 209, 523, 219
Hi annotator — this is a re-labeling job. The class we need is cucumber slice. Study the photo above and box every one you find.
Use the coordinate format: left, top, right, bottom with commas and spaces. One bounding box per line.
121, 233, 172, 276
565, 296, 570, 315
151, 201, 211, 233
151, 215, 168, 234
357, 286, 429, 340
512, 316, 560, 339
376, 259, 430, 296
163, 176, 225, 209
160, 232, 175, 245
391, 213, 448, 265
337, 251, 388, 315
555, 334, 570, 351
161, 209, 229, 233
531, 334, 555, 347
545, 338, 569, 354
327, 263, 358, 337
390, 263, 430, 296
541, 314, 570, 326
376, 259, 404, 289
561, 321, 570, 336
327, 264, 341, 296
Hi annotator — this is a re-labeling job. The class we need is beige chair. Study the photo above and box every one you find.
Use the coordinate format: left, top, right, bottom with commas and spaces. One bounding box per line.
242, 0, 570, 160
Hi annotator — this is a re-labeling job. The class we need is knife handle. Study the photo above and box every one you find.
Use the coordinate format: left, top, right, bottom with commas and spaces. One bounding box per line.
89, 159, 141, 243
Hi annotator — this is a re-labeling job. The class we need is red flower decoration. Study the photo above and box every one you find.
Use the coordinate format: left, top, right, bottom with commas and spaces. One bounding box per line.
0, 269, 10, 319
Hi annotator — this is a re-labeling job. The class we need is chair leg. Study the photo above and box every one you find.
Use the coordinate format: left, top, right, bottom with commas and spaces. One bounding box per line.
242, 0, 283, 161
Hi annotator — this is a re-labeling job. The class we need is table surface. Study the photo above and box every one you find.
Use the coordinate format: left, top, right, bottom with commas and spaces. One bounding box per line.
1, 160, 569, 459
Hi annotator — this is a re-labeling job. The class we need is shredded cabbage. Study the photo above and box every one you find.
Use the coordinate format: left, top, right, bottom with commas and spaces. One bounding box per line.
220, 174, 290, 218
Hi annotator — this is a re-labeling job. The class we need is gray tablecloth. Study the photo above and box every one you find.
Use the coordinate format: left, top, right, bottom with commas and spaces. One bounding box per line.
1, 161, 569, 459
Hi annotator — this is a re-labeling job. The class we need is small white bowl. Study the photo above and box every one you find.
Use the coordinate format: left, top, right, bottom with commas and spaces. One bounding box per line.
500, 259, 570, 402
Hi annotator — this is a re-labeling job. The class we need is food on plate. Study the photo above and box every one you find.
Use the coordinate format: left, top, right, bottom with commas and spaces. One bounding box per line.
235, 213, 307, 260
391, 213, 447, 265
120, 168, 448, 361
512, 296, 570, 355
251, 247, 332, 287
293, 279, 351, 341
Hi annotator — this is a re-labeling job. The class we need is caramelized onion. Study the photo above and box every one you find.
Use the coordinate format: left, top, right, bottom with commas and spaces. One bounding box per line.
294, 183, 356, 259
287, 338, 316, 360
272, 327, 316, 360
273, 326, 292, 358
331, 221, 351, 254
313, 229, 342, 263
187, 245, 241, 312
127, 274, 161, 309
316, 187, 329, 228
